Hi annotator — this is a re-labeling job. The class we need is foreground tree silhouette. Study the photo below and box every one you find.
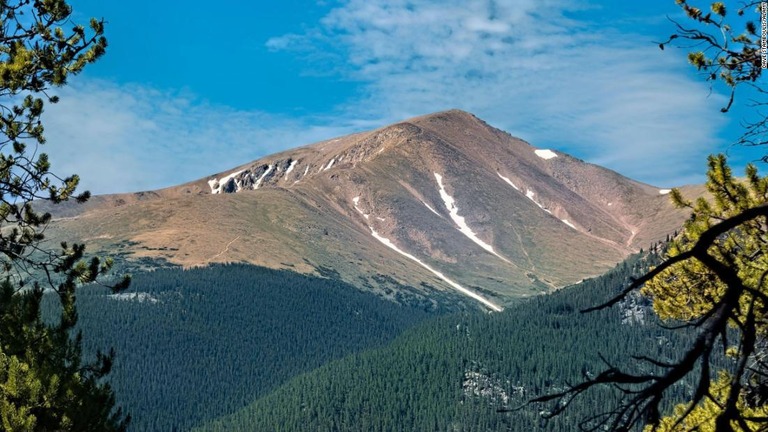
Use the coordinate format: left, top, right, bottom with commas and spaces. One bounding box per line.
531, 156, 768, 431
0, 1, 130, 430
527, 1, 768, 430
659, 0, 764, 150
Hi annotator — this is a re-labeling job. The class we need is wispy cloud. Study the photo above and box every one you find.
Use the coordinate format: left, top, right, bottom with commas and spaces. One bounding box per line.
268, 0, 729, 187
39, 1, 729, 195
41, 81, 366, 194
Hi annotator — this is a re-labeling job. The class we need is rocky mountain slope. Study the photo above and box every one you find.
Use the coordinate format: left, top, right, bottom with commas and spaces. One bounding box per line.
42, 110, 695, 310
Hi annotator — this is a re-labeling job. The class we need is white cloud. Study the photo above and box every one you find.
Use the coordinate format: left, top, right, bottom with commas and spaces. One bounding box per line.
37, 0, 730, 195
40, 81, 363, 194
268, 0, 729, 186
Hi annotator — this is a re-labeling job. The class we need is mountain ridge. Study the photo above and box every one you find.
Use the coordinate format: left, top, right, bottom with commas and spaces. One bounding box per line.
41, 109, 695, 309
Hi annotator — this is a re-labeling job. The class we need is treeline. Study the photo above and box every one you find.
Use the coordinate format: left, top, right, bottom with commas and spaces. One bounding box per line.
196, 253, 715, 431
44, 264, 434, 431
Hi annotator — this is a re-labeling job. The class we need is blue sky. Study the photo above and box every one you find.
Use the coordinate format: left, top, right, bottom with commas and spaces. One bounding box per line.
41, 0, 764, 194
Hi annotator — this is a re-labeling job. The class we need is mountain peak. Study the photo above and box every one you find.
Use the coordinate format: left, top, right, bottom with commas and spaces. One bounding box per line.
45, 110, 693, 310
404, 109, 491, 133
409, 108, 477, 122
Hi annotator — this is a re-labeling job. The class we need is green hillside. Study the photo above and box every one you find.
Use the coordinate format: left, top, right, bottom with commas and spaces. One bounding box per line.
196, 253, 707, 431
47, 264, 439, 431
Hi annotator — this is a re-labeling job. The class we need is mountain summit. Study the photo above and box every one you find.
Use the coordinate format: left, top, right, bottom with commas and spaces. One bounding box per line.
46, 110, 691, 310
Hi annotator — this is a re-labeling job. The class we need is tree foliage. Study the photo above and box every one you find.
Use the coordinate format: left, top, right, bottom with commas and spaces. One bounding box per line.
659, 0, 766, 151
652, 372, 768, 432
643, 157, 768, 431
530, 157, 768, 430
535, 1, 768, 430
0, 1, 129, 430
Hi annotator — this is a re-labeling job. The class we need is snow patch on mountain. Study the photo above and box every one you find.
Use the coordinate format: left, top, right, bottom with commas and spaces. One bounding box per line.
352, 196, 370, 219
659, 189, 671, 195
525, 189, 552, 214
422, 201, 442, 217
370, 227, 503, 312
254, 165, 273, 189
435, 173, 510, 264
285, 160, 298, 176
497, 173, 520, 191
324, 158, 335, 171
561, 219, 577, 230
208, 170, 245, 194
535, 149, 558, 160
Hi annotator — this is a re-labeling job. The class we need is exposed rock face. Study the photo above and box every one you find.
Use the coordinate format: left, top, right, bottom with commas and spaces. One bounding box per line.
462, 370, 512, 408
43, 110, 694, 310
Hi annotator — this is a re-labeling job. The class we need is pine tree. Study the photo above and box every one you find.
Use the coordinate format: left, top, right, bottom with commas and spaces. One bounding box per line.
534, 1, 768, 430
0, 1, 130, 430
639, 156, 768, 430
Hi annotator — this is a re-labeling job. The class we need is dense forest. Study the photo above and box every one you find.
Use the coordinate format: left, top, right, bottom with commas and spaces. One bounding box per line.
37, 251, 724, 431
195, 253, 716, 431
43, 264, 437, 431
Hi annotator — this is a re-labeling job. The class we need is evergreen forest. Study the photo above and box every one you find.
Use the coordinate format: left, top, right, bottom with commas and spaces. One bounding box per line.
44, 264, 434, 431
39, 251, 722, 431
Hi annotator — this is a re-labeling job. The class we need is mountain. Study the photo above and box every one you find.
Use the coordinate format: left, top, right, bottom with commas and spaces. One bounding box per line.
42, 109, 694, 310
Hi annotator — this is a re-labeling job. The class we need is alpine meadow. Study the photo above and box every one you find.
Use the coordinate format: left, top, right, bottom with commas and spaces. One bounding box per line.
1, 1, 768, 431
